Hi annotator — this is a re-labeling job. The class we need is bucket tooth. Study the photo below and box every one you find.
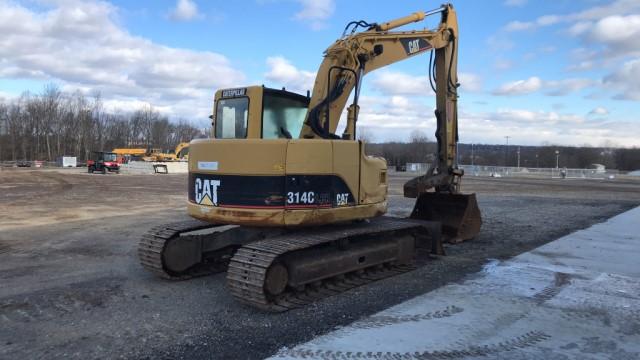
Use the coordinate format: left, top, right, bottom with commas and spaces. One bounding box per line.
409, 192, 482, 243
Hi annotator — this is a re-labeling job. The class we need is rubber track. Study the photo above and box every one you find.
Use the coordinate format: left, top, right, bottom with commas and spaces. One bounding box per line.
226, 218, 434, 311
138, 219, 225, 280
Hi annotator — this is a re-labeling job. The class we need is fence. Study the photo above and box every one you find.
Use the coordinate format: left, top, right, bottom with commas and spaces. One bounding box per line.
399, 163, 620, 179
0, 160, 64, 168
459, 165, 619, 179
0, 160, 188, 174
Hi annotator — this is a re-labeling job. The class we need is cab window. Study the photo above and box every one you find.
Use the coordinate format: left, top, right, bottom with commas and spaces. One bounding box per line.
262, 93, 308, 139
215, 98, 248, 139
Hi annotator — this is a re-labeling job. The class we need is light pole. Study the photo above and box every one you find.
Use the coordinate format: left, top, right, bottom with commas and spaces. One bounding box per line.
535, 153, 539, 168
471, 143, 474, 166
517, 146, 520, 169
504, 136, 510, 167
555, 150, 560, 169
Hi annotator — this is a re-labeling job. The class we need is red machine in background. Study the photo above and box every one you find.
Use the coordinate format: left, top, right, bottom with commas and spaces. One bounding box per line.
87, 151, 120, 174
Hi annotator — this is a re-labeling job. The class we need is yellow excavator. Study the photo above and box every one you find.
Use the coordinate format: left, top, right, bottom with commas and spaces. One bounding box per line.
112, 143, 189, 162
139, 3, 481, 311
173, 142, 190, 161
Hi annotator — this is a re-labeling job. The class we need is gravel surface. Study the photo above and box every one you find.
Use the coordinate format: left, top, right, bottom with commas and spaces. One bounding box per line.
0, 168, 638, 359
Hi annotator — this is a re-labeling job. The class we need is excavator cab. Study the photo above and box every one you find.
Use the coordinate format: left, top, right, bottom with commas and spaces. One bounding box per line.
188, 86, 388, 227
210, 87, 309, 140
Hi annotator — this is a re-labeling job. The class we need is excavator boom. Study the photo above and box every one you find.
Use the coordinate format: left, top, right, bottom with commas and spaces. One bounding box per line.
297, 4, 480, 242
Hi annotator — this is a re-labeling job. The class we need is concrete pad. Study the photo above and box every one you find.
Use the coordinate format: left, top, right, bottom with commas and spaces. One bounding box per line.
271, 207, 640, 359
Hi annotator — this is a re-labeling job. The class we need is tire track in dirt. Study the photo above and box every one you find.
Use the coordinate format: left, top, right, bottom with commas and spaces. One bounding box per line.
0, 277, 124, 324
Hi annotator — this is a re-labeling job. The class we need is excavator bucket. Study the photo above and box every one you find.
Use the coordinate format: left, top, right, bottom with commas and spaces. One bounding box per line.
409, 192, 482, 243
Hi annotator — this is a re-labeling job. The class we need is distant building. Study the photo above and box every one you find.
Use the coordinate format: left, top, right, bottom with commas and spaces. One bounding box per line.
589, 164, 606, 173
406, 163, 430, 172
57, 156, 77, 168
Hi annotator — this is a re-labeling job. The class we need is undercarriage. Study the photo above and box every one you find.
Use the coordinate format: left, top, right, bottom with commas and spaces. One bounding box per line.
138, 217, 443, 311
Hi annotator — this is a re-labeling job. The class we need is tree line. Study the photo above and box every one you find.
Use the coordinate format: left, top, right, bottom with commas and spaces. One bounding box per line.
365, 130, 640, 171
1, 86, 638, 170
0, 85, 204, 162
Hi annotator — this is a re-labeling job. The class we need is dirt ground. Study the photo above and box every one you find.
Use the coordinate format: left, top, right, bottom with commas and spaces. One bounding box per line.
1, 168, 639, 359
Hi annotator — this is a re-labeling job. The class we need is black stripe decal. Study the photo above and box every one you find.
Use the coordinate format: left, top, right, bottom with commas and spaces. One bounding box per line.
189, 173, 356, 208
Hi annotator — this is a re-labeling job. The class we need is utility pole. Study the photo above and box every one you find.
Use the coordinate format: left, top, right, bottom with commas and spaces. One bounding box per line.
504, 136, 510, 167
471, 143, 474, 166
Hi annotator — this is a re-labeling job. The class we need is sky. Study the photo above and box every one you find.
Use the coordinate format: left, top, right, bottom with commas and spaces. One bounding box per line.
0, 0, 639, 147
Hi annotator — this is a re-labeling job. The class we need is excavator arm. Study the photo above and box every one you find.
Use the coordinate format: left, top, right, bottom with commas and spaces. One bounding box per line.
299, 4, 461, 193
301, 4, 481, 242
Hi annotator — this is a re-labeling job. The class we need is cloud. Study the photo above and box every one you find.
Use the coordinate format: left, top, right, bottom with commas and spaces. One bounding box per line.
565, 47, 601, 72
503, 0, 640, 35
493, 77, 595, 96
345, 94, 638, 146
0, 91, 16, 102
567, 60, 595, 72
263, 57, 482, 101
459, 73, 483, 92
485, 35, 514, 51
504, 15, 561, 32
492, 108, 583, 124
294, 0, 335, 30
570, 15, 640, 55
572, 0, 640, 21
493, 59, 513, 70
537, 15, 561, 26
458, 107, 638, 147
541, 46, 556, 53
588, 107, 609, 116
543, 78, 596, 96
603, 58, 640, 100
101, 98, 172, 115
370, 71, 430, 96
504, 0, 527, 7
563, 12, 640, 100
504, 21, 534, 32
355, 95, 434, 134
371, 71, 482, 95
493, 77, 542, 96
168, 0, 201, 22
236, 50, 637, 146
264, 56, 316, 93
498, 0, 640, 104
0, 0, 244, 119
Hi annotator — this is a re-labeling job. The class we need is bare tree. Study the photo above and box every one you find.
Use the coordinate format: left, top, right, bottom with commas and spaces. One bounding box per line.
356, 127, 375, 143
1, 84, 637, 171
408, 129, 431, 162
0, 103, 7, 161
0, 85, 204, 162
409, 129, 429, 143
